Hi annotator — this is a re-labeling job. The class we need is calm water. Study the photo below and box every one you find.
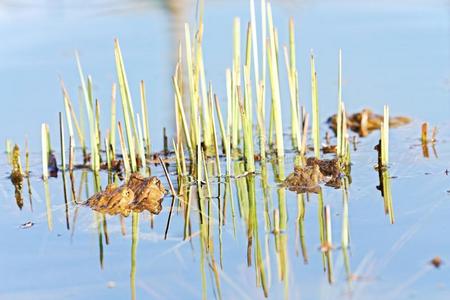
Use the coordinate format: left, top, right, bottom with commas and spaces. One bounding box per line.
1, 1, 450, 299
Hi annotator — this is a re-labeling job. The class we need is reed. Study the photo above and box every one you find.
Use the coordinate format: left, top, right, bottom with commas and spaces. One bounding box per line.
310, 53, 320, 158
242, 63, 255, 173
59, 112, 66, 171
382, 170, 395, 224
336, 50, 343, 157
421, 122, 428, 144
214, 96, 231, 176
136, 114, 147, 170
75, 54, 100, 172
184, 24, 200, 151
285, 18, 301, 151
341, 177, 350, 249
139, 80, 151, 156
118, 122, 131, 175
208, 91, 222, 177
114, 39, 138, 172
24, 138, 30, 176
5, 139, 13, 165
41, 123, 49, 180
381, 105, 389, 167
267, 3, 285, 157
61, 81, 86, 154
323, 204, 334, 283
109, 83, 117, 160
173, 76, 194, 159
231, 18, 241, 149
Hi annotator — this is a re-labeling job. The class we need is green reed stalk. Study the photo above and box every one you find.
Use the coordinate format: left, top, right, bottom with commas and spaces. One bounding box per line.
267, 3, 285, 157
110, 83, 117, 159
173, 77, 194, 159
382, 170, 394, 224
130, 213, 139, 300
104, 137, 111, 170
61, 82, 85, 152
198, 47, 213, 150
139, 80, 151, 156
75, 54, 100, 171
173, 140, 183, 177
114, 39, 138, 172
341, 178, 350, 249
256, 82, 267, 161
184, 24, 200, 149
25, 138, 30, 175
214, 96, 231, 176
136, 114, 147, 170
381, 105, 389, 166
44, 179, 53, 231
242, 65, 255, 173
41, 123, 49, 180
324, 205, 334, 283
310, 53, 320, 158
118, 122, 131, 175
95, 99, 102, 152
59, 113, 66, 171
231, 18, 241, 149
208, 91, 222, 177
286, 18, 301, 151
337, 50, 343, 157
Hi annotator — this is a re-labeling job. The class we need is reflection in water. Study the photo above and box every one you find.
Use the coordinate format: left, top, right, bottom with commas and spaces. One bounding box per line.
131, 212, 139, 300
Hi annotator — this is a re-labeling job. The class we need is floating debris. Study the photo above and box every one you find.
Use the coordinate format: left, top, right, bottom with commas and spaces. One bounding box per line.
19, 221, 34, 229
48, 152, 59, 178
283, 157, 342, 193
430, 256, 443, 268
327, 108, 411, 137
86, 173, 166, 216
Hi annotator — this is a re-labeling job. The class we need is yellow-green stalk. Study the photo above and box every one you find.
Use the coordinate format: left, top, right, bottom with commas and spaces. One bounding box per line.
173, 77, 194, 159
231, 18, 241, 150
114, 39, 138, 172
139, 80, 151, 156
267, 3, 285, 157
118, 122, 131, 176
75, 54, 100, 171
336, 50, 343, 158
381, 105, 389, 166
41, 123, 49, 180
310, 53, 320, 158
214, 96, 231, 176
109, 83, 117, 159
184, 24, 200, 150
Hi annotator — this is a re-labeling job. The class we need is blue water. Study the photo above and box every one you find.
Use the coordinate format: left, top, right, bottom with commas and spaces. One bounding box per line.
0, 1, 449, 299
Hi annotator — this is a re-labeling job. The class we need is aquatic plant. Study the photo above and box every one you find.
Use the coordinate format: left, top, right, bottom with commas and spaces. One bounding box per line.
381, 105, 389, 167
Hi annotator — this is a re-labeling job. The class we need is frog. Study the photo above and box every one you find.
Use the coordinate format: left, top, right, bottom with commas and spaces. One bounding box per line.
284, 157, 343, 193
126, 173, 166, 215
327, 108, 411, 137
85, 173, 166, 216
86, 183, 135, 216
283, 164, 323, 194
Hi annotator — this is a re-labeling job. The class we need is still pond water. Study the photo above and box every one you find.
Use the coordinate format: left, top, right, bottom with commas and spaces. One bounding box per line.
0, 0, 449, 299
